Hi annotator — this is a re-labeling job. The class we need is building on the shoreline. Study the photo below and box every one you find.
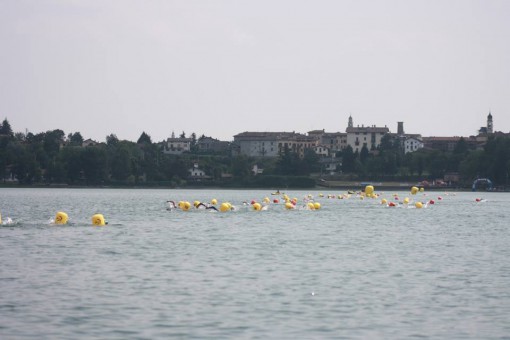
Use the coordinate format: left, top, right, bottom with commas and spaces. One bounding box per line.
389, 121, 423, 153
188, 163, 211, 181
422, 136, 485, 152
233, 131, 319, 158
233, 132, 283, 157
82, 139, 99, 147
478, 111, 493, 135
196, 136, 230, 153
308, 129, 347, 153
163, 133, 192, 155
404, 137, 424, 153
345, 116, 390, 153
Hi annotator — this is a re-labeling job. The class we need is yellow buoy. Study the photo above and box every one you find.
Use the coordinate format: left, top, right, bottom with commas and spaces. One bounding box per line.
211, 198, 218, 205
181, 201, 191, 211
313, 202, 321, 210
365, 185, 374, 196
220, 202, 230, 212
92, 214, 106, 226
415, 202, 423, 209
55, 211, 69, 225
420, 187, 425, 192
253, 202, 262, 211
411, 186, 419, 195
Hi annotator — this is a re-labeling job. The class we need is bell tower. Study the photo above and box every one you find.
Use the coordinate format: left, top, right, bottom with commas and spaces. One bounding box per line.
348, 115, 353, 128
487, 112, 493, 134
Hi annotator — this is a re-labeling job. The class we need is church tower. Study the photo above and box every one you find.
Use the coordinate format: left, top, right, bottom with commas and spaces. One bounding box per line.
348, 115, 353, 128
487, 112, 493, 134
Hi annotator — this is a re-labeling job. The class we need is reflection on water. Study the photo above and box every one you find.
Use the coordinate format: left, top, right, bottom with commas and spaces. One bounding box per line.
1, 188, 510, 339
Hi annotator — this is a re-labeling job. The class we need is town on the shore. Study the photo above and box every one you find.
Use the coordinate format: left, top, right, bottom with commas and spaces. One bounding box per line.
0, 112, 509, 190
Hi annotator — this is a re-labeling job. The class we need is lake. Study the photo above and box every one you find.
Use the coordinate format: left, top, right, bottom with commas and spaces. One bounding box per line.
1, 188, 509, 339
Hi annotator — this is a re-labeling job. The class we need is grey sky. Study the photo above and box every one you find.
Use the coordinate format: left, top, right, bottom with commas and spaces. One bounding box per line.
1, 0, 509, 143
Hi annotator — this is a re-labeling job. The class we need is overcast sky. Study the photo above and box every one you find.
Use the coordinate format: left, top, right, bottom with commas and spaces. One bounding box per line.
1, 0, 509, 143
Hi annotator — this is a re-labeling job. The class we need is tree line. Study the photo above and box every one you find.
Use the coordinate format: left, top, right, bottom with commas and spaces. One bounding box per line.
1, 118, 509, 189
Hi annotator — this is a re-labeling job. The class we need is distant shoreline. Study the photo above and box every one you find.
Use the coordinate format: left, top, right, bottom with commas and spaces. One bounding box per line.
1, 183, 505, 192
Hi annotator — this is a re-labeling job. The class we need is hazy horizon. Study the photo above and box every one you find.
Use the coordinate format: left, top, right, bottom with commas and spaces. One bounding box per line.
1, 0, 509, 143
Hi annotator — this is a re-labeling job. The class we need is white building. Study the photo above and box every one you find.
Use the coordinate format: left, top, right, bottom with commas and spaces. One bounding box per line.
345, 116, 390, 153
314, 145, 330, 157
163, 137, 192, 155
252, 164, 264, 175
188, 163, 210, 180
346, 125, 389, 153
404, 137, 424, 154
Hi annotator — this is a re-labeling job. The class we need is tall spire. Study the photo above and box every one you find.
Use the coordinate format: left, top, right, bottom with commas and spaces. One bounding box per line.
348, 115, 353, 128
487, 111, 493, 134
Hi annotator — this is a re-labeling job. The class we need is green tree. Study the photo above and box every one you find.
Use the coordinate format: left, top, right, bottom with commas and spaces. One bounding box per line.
137, 132, 152, 145
341, 145, 356, 173
231, 155, 251, 177
106, 134, 119, 146
81, 146, 107, 185
0, 118, 13, 136
360, 145, 369, 164
68, 132, 84, 146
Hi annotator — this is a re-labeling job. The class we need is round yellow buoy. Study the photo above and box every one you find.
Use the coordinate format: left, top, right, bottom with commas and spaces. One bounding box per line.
220, 202, 230, 212
415, 202, 423, 209
211, 198, 218, 205
181, 201, 191, 211
313, 202, 321, 210
253, 202, 262, 211
365, 185, 374, 196
403, 197, 410, 204
285, 202, 294, 210
92, 214, 106, 226
55, 211, 68, 225
381, 198, 388, 205
411, 186, 419, 195
420, 187, 425, 192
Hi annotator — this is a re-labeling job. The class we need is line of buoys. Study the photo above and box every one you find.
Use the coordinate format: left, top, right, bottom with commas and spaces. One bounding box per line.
52, 211, 107, 226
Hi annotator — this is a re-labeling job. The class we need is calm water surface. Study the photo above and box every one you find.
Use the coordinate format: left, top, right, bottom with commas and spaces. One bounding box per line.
1, 188, 509, 339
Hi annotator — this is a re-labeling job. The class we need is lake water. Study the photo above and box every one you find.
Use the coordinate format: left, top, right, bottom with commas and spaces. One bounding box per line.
1, 188, 509, 339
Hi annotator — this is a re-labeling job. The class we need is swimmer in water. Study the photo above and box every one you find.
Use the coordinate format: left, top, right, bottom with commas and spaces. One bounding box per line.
1, 217, 14, 225
166, 200, 177, 211
196, 202, 218, 211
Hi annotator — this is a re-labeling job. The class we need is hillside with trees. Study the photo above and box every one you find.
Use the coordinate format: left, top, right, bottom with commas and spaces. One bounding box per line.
1, 118, 509, 190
